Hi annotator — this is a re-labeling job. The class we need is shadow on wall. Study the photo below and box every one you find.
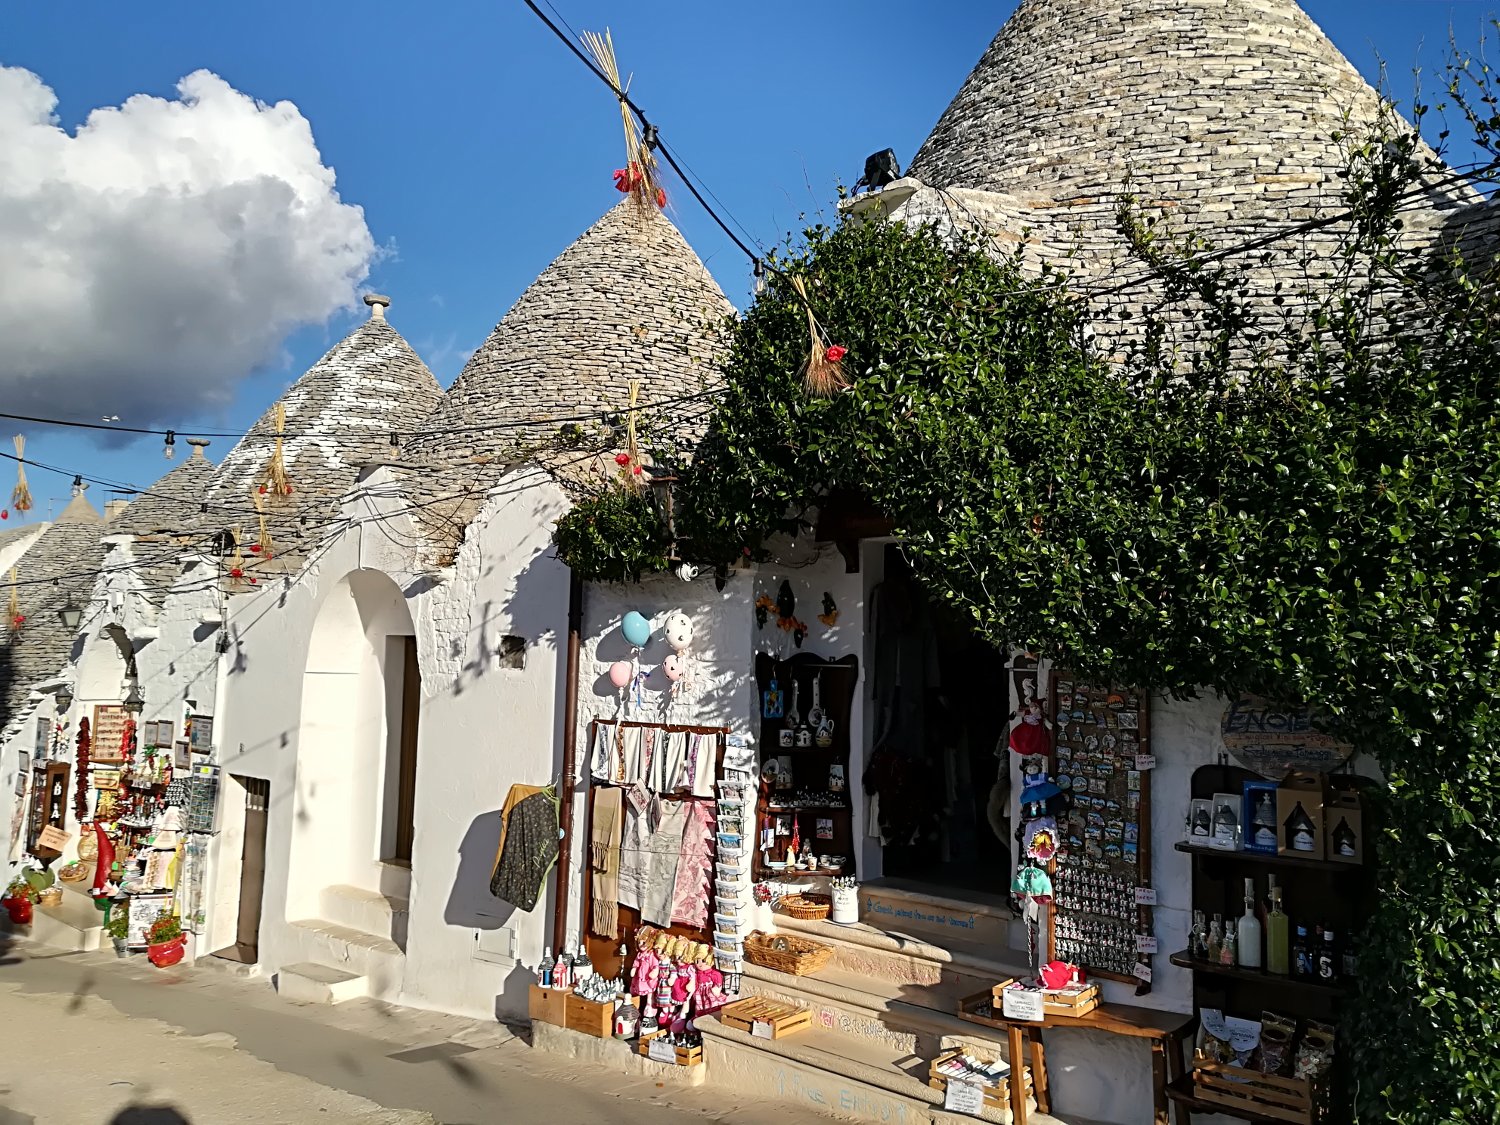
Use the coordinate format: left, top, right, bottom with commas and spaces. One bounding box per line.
443, 811, 514, 931
454, 526, 567, 698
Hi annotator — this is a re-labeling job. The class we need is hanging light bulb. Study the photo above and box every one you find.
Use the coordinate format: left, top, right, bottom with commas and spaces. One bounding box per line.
163, 430, 176, 460
753, 259, 767, 296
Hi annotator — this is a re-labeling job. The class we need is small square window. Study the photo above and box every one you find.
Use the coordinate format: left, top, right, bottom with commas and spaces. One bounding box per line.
497, 635, 526, 670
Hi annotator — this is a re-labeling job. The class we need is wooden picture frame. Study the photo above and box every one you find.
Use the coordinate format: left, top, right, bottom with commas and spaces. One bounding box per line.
91, 704, 129, 763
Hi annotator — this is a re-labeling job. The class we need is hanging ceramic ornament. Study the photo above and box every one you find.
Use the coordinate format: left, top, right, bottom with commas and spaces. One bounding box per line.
663, 653, 686, 682
622, 611, 653, 649
1023, 817, 1060, 863
663, 610, 693, 652
1009, 698, 1050, 756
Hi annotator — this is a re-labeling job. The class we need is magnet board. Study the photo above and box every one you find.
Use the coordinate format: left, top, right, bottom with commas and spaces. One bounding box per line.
127, 893, 174, 948
1047, 673, 1154, 989
185, 767, 219, 833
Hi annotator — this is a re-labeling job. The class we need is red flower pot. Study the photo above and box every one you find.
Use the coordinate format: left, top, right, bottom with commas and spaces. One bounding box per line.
3, 896, 34, 925
147, 936, 185, 968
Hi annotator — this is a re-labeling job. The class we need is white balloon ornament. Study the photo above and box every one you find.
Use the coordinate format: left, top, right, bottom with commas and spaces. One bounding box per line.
663, 653, 686, 682
663, 610, 694, 653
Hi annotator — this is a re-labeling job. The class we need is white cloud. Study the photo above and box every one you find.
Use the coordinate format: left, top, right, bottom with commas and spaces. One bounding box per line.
0, 66, 376, 431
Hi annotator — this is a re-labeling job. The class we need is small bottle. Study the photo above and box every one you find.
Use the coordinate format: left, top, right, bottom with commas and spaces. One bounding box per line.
553, 947, 571, 991
1318, 928, 1337, 983
1265, 877, 1290, 975
1293, 926, 1313, 977
1220, 927, 1237, 967
1191, 910, 1208, 960
1206, 915, 1223, 962
540, 946, 554, 988
1236, 877, 1263, 969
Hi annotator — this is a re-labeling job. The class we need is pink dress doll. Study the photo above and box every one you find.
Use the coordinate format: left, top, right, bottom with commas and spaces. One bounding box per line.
690, 957, 725, 1028
670, 960, 698, 1033
630, 943, 660, 997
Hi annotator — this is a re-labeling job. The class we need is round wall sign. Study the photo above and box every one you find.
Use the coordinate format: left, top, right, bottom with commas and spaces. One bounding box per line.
1220, 697, 1352, 779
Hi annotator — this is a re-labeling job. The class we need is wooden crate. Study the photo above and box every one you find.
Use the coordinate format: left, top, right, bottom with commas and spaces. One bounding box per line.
927, 1050, 1031, 1111
564, 992, 615, 1038
1190, 1052, 1323, 1124
718, 996, 812, 1039
990, 977, 1101, 1019
528, 984, 566, 1027
638, 1032, 704, 1067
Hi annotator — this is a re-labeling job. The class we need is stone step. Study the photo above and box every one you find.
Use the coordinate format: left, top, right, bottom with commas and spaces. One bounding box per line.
699, 1010, 1062, 1125
1, 890, 103, 952
859, 880, 1021, 952
776, 912, 1029, 997
530, 1022, 706, 1087
276, 961, 369, 1005
284, 918, 404, 999
318, 884, 409, 949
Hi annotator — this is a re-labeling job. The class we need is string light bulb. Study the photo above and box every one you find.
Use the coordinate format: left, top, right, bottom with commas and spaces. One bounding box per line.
163, 430, 176, 460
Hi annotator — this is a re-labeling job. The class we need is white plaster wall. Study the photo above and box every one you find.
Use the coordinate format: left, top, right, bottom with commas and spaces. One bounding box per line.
210, 465, 574, 1021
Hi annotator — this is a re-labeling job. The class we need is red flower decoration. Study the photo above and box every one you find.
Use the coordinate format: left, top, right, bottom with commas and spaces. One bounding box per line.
655, 187, 667, 209
613, 168, 631, 193
258, 485, 267, 495
284, 485, 294, 495
12, 615, 24, 626
1, 510, 7, 520
631, 465, 642, 475
230, 567, 243, 579
249, 545, 261, 554
614, 453, 631, 466
825, 345, 847, 363
249, 578, 258, 585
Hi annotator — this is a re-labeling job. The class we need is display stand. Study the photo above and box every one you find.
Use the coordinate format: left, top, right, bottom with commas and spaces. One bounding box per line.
752, 651, 858, 880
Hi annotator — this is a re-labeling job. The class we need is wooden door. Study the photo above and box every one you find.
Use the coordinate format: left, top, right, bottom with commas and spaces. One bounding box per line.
391, 635, 421, 865
216, 776, 269, 963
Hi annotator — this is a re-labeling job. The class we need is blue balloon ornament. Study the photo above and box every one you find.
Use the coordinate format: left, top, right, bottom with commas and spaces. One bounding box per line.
621, 611, 653, 649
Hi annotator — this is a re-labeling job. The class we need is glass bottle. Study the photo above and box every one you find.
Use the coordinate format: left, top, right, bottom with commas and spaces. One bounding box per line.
1206, 915, 1223, 962
1293, 926, 1313, 977
1220, 926, 1237, 967
1236, 877, 1263, 969
1318, 928, 1337, 982
1265, 876, 1290, 975
540, 945, 553, 988
1285, 803, 1317, 852
1191, 910, 1208, 960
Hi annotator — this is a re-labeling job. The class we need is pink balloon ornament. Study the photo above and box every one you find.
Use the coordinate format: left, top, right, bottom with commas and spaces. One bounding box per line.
609, 661, 633, 689
663, 653, 686, 682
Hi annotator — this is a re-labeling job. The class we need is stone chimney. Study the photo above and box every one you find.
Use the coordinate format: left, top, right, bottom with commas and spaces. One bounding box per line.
103, 499, 129, 522
363, 293, 391, 321
187, 438, 211, 460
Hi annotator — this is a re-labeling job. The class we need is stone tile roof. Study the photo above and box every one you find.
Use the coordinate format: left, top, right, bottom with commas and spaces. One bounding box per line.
203, 307, 442, 574
0, 522, 47, 554
107, 440, 219, 606
0, 492, 105, 729
403, 200, 733, 546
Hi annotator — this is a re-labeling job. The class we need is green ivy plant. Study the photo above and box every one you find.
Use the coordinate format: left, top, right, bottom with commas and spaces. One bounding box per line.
554, 54, 1500, 1123
553, 481, 673, 584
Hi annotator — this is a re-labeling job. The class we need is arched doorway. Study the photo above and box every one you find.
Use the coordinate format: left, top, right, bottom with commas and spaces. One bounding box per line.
289, 570, 422, 919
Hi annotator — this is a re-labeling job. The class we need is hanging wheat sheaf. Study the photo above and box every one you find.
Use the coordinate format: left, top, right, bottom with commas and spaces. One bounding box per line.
582, 28, 665, 210
7, 567, 20, 631
791, 277, 849, 397
251, 490, 274, 559
11, 436, 33, 514
260, 403, 293, 499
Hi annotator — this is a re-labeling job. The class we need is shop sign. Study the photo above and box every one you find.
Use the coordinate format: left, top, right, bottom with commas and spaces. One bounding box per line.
1220, 697, 1352, 780
943, 1079, 985, 1116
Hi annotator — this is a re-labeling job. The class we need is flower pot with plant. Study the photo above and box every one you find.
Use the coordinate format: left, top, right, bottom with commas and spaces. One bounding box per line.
104, 909, 130, 957
145, 910, 185, 967
2, 877, 37, 925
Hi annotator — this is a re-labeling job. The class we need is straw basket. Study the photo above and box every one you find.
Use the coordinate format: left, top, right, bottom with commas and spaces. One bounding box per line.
744, 930, 834, 976
58, 862, 90, 883
779, 893, 831, 921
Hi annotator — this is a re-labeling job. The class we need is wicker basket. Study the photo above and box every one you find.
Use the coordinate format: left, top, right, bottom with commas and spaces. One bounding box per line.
58, 862, 90, 883
779, 893, 831, 921
744, 930, 834, 976
37, 886, 63, 906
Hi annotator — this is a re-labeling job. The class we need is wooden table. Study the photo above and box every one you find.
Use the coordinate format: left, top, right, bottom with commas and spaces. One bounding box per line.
957, 992, 1197, 1125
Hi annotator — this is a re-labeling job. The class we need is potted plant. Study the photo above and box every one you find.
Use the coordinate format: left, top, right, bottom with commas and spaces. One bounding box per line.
2, 876, 37, 925
103, 909, 130, 957
145, 910, 185, 967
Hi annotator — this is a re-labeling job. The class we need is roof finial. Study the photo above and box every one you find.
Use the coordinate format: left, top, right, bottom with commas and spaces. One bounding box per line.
364, 293, 391, 321
187, 438, 212, 460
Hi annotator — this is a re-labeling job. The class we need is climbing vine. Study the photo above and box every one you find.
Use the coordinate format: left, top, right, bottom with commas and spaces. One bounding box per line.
555, 57, 1500, 1123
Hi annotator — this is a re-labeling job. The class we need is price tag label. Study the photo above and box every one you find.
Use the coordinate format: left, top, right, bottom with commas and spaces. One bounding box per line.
1135, 754, 1157, 771
1136, 934, 1160, 954
943, 1079, 986, 1116
35, 824, 71, 851
1000, 986, 1046, 1022
647, 1037, 676, 1064
1133, 961, 1154, 983
1134, 886, 1158, 906
751, 1020, 774, 1040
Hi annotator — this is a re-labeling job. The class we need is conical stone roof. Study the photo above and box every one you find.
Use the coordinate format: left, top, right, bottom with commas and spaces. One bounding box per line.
204, 303, 442, 562
1, 491, 104, 727
107, 440, 219, 606
910, 0, 1399, 201
407, 199, 733, 475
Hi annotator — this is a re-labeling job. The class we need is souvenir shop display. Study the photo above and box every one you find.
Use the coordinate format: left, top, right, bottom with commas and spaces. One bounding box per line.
1167, 760, 1375, 1123
752, 651, 858, 880
718, 995, 812, 1039
1044, 672, 1156, 988
829, 876, 858, 925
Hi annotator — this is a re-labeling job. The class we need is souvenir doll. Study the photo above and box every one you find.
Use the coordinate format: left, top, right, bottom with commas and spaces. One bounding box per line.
692, 949, 726, 1027
630, 930, 660, 997
670, 951, 698, 1032
654, 936, 677, 1026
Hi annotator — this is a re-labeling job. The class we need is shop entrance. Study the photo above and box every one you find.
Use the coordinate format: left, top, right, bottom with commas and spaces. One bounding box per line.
215, 775, 269, 963
865, 547, 1012, 897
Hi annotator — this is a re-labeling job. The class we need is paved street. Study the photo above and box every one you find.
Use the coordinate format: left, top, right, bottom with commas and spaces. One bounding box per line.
0, 936, 795, 1125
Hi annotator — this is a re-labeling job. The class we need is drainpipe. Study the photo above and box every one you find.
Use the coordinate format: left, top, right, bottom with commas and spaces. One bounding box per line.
552, 572, 584, 952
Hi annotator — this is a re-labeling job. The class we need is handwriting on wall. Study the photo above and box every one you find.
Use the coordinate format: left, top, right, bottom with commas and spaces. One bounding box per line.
864, 896, 978, 931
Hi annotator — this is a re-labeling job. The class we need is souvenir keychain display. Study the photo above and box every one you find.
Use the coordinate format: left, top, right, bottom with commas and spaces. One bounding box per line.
1047, 673, 1155, 989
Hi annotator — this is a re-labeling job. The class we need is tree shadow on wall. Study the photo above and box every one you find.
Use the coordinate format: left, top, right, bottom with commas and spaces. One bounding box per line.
443, 811, 516, 931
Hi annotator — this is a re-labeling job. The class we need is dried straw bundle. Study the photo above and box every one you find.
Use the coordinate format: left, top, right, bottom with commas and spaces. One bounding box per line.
792, 277, 848, 397
251, 490, 274, 558
227, 527, 247, 586
11, 436, 32, 514
7, 568, 20, 631
582, 28, 665, 209
261, 403, 293, 499
621, 380, 645, 493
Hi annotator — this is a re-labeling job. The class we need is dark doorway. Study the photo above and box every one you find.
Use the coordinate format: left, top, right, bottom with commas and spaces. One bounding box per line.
214, 775, 269, 964
869, 547, 1011, 896
387, 635, 421, 866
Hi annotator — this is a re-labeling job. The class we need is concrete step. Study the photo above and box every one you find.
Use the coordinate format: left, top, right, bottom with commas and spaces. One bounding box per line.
775, 912, 1029, 997
276, 961, 369, 1004
284, 918, 404, 1000
859, 879, 1022, 952
699, 1011, 1058, 1125
1, 890, 104, 952
318, 884, 409, 949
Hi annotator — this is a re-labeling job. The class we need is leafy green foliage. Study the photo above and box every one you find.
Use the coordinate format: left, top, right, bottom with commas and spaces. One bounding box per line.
553, 483, 672, 583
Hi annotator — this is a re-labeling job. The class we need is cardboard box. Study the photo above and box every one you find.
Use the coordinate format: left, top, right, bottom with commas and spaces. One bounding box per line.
528, 983, 566, 1027
1276, 772, 1326, 860
1324, 786, 1363, 864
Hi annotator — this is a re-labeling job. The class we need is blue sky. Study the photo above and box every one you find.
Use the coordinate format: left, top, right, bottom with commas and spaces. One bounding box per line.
0, 0, 1494, 513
